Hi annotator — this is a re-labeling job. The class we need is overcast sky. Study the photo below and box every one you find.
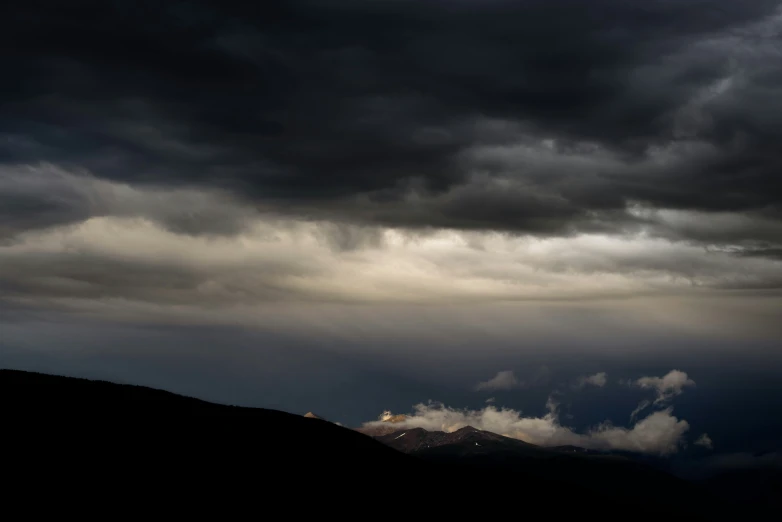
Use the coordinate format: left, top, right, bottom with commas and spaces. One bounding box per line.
1, 1, 781, 462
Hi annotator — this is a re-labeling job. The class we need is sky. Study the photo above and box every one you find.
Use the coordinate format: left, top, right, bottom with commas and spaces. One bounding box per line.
1, 1, 781, 466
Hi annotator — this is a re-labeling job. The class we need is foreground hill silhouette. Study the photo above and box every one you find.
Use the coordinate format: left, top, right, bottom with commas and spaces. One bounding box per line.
0, 369, 764, 519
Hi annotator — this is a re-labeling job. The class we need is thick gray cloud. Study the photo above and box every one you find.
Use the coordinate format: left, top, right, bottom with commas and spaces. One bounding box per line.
1, 1, 781, 247
0, 164, 258, 239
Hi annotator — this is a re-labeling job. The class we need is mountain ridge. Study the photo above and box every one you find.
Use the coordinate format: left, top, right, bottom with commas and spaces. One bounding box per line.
1, 368, 772, 519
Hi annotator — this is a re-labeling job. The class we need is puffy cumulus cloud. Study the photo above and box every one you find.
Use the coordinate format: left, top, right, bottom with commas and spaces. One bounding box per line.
627, 370, 696, 421
475, 371, 521, 391
588, 409, 691, 456
695, 433, 714, 449
361, 400, 690, 456
635, 370, 697, 404
574, 372, 608, 389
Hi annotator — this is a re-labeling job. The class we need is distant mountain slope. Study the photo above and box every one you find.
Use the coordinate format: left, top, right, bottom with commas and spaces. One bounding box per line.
374, 425, 699, 505
0, 369, 758, 519
376, 425, 541, 454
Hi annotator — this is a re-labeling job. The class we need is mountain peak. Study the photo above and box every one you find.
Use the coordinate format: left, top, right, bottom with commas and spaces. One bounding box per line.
375, 424, 539, 454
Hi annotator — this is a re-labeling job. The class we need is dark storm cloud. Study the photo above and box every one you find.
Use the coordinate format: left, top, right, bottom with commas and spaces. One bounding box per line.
0, 165, 260, 240
740, 248, 782, 260
1, 0, 781, 240
0, 171, 92, 238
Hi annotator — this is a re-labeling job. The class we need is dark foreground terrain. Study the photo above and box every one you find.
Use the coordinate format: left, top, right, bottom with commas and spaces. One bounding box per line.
0, 370, 774, 519
375, 426, 696, 502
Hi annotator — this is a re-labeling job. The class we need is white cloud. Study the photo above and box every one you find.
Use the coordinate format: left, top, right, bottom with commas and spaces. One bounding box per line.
361, 399, 690, 456
574, 372, 607, 389
475, 370, 520, 391
630, 400, 652, 422
485, 397, 496, 403
628, 370, 696, 421
634, 370, 696, 404
695, 433, 713, 450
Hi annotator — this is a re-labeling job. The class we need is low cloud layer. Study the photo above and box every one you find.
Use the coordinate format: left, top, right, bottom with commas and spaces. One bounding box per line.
362, 398, 690, 456
363, 367, 706, 456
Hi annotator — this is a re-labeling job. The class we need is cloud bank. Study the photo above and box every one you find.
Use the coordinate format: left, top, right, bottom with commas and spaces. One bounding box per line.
363, 367, 706, 455
362, 399, 690, 456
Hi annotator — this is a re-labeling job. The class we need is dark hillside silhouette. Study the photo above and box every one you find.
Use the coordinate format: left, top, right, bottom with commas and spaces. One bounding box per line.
0, 369, 765, 519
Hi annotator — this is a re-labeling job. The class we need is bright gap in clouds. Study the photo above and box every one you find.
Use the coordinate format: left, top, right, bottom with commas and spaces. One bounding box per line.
3, 169, 782, 311
2, 175, 781, 349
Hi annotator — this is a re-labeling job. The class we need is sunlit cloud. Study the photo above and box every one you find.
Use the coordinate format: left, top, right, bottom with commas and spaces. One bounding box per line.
362, 398, 690, 456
